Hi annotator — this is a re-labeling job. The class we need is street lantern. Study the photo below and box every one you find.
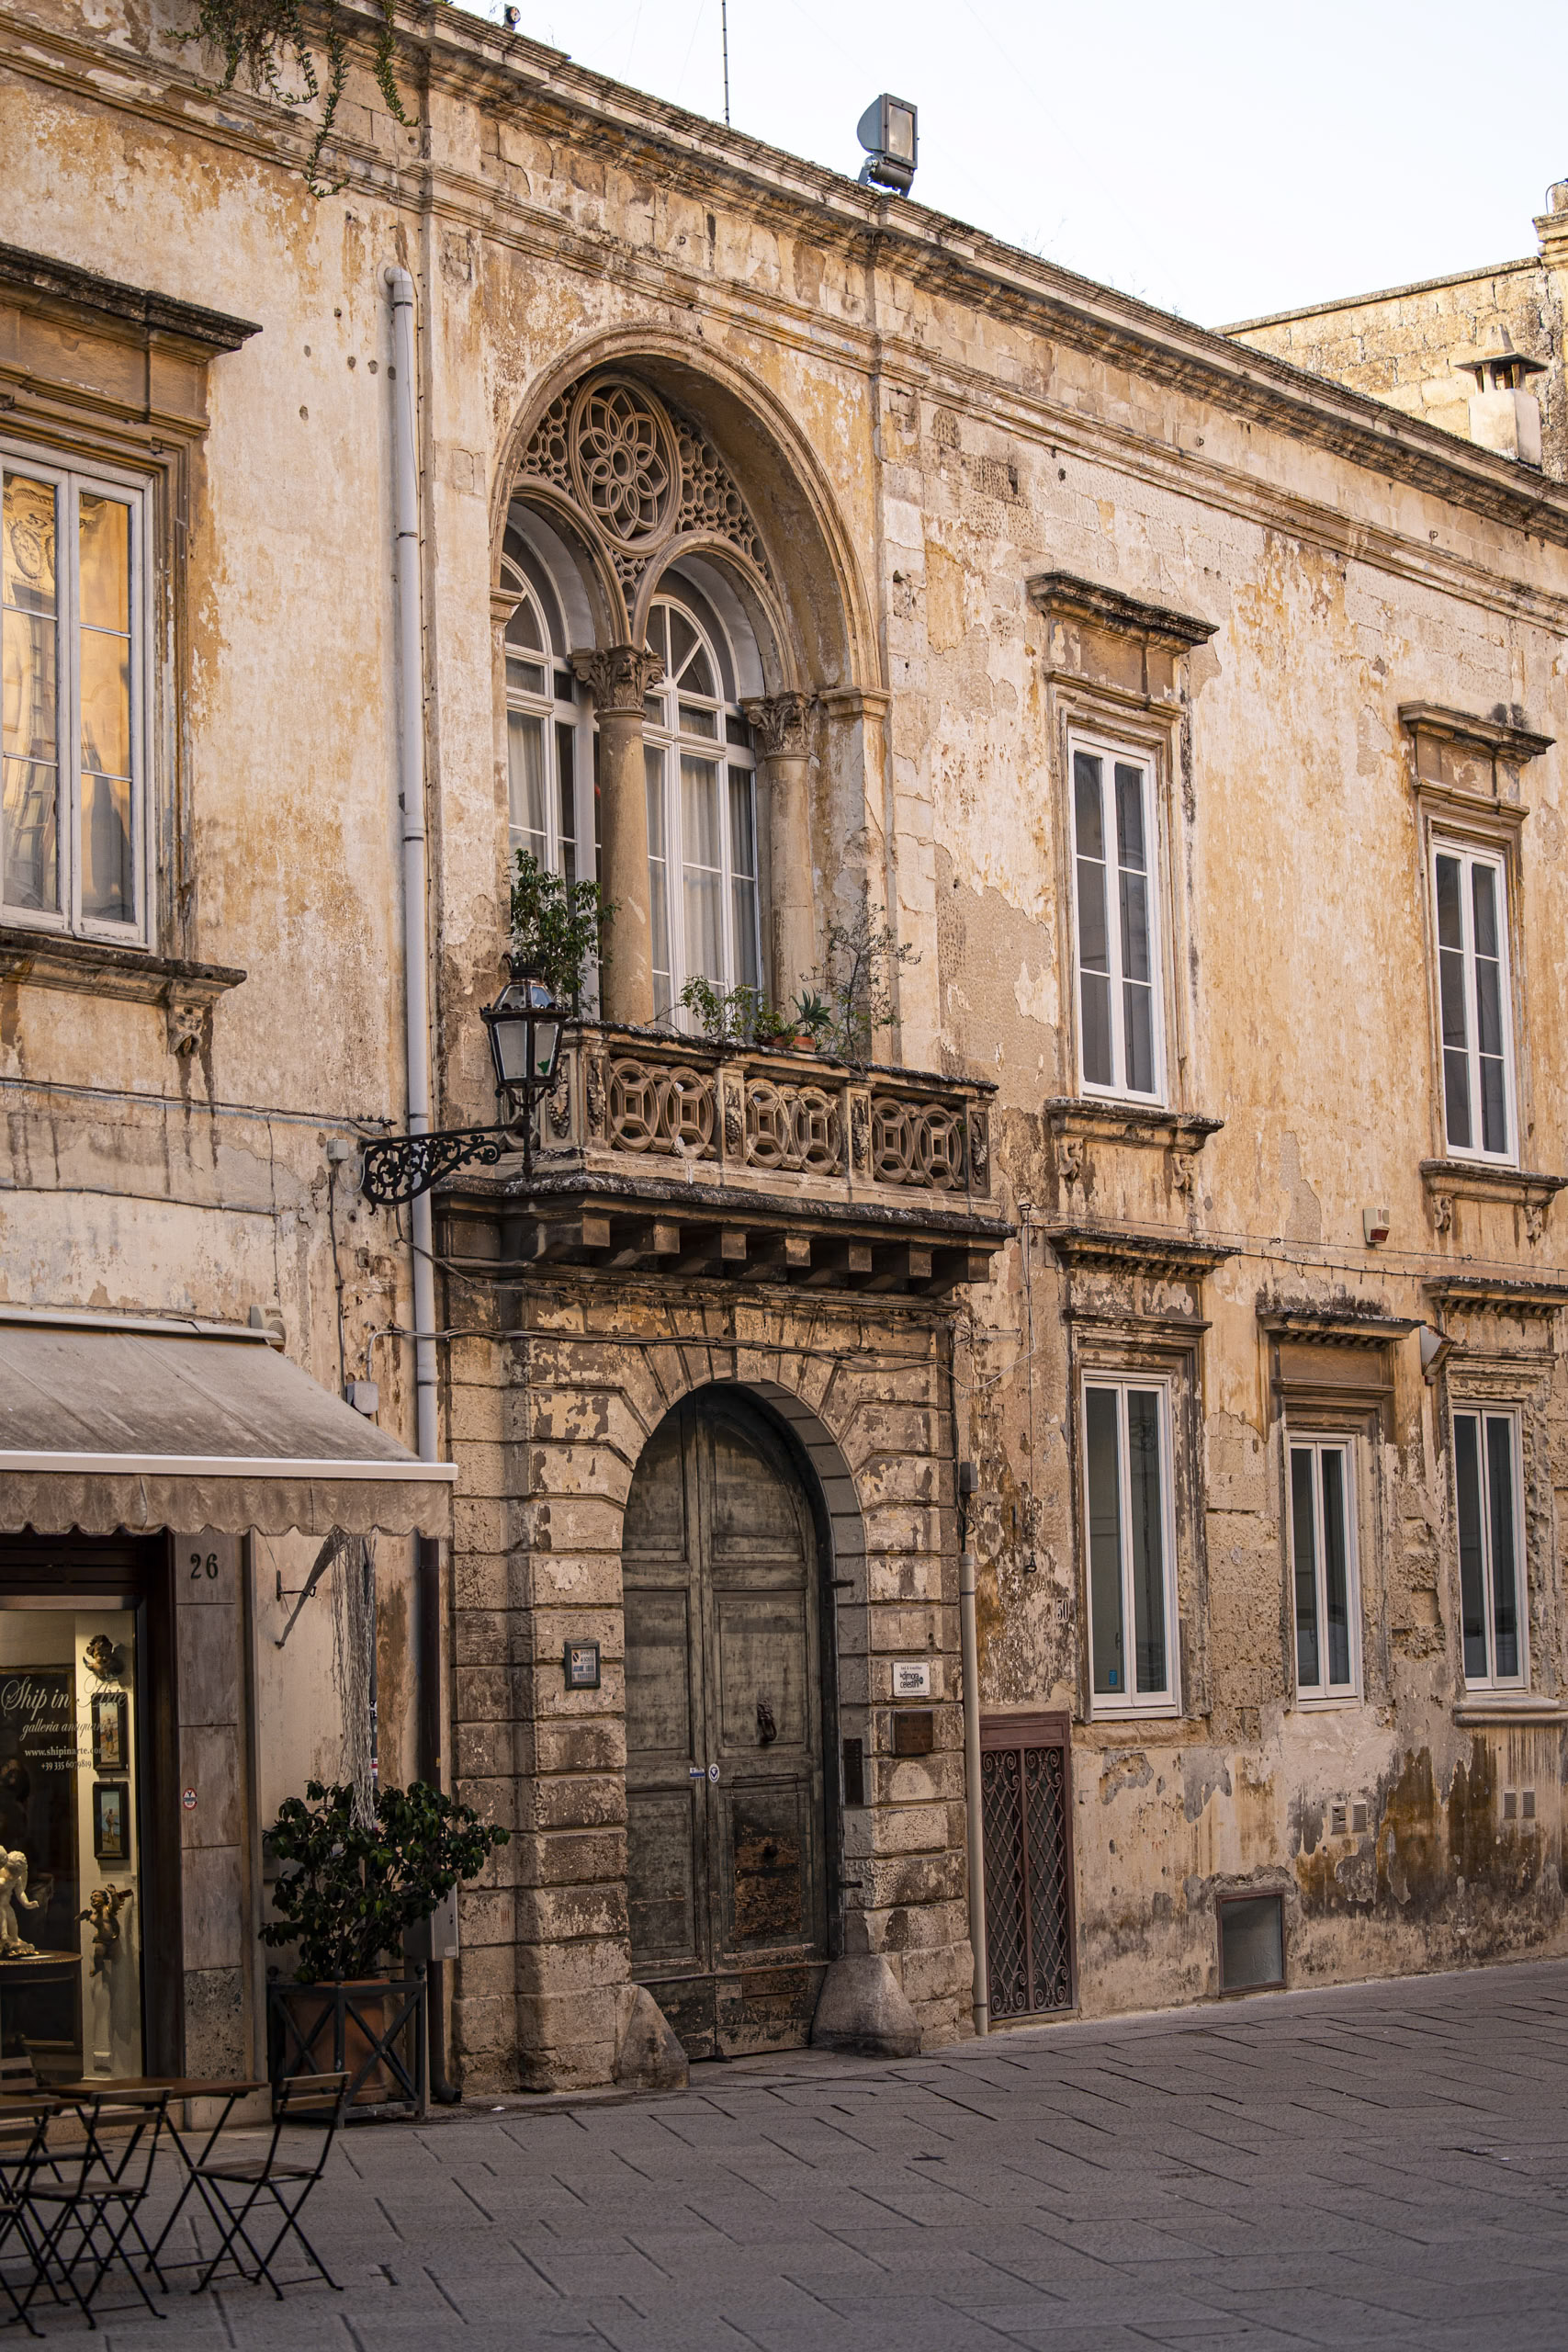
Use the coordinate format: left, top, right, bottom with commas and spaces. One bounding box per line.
359, 965, 566, 1206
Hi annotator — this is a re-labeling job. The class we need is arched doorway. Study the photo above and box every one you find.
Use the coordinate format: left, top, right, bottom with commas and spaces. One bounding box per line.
622, 1390, 831, 2058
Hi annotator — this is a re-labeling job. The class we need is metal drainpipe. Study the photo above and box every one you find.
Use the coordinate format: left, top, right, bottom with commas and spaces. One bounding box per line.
960, 1539, 988, 2038
386, 265, 458, 2104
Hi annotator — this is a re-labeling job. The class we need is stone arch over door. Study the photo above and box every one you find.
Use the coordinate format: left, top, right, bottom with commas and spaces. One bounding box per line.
619, 1381, 860, 2060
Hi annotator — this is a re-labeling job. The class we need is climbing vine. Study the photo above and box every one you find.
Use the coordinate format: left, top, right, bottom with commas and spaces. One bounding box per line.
181, 0, 415, 193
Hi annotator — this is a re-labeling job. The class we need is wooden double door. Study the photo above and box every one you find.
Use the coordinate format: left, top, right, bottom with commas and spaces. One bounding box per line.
622, 1396, 829, 2059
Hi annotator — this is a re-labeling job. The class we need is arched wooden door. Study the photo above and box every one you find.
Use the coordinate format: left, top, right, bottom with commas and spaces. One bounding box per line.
622, 1394, 829, 2059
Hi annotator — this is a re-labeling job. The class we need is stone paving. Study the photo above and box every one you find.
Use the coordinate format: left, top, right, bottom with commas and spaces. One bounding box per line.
76, 1956, 1568, 2348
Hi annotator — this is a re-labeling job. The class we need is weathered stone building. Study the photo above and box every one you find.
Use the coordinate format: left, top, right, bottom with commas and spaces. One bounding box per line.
3, 0, 1568, 2094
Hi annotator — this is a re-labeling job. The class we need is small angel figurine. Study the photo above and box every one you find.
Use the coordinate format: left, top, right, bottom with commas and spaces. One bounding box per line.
0, 1852, 40, 1956
78, 1885, 133, 1975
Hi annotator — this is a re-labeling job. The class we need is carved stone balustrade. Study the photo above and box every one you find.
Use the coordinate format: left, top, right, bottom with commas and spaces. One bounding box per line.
438, 1023, 1010, 1295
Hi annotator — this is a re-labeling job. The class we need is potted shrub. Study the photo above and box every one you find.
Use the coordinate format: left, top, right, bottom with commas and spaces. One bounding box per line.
509, 850, 612, 1008
789, 989, 831, 1055
813, 888, 918, 1069
263, 1779, 507, 2117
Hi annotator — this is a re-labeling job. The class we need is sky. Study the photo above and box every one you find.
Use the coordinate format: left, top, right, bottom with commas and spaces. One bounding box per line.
485, 0, 1568, 328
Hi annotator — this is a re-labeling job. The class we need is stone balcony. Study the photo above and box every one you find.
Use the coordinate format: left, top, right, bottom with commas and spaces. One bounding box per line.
439, 1023, 1010, 1296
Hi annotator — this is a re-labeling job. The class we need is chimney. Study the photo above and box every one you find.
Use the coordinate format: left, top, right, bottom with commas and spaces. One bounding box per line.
1456, 325, 1546, 467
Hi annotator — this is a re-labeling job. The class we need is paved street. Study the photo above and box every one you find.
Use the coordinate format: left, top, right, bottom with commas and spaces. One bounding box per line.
81, 1956, 1568, 2349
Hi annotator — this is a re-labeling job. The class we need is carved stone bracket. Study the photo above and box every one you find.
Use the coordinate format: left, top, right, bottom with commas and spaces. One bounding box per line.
570, 645, 664, 716
0, 928, 244, 1057
741, 691, 812, 760
1419, 1159, 1566, 1245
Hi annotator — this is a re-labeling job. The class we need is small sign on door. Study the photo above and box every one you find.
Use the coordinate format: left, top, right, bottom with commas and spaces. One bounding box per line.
892, 1660, 932, 1700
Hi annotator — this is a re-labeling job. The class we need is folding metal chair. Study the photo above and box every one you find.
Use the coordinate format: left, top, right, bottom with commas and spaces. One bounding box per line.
189, 2072, 350, 2299
0, 2104, 59, 2335
20, 2087, 170, 2327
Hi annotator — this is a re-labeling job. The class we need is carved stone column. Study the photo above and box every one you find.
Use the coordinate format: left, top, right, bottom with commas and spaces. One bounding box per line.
571, 646, 663, 1028
742, 691, 814, 1012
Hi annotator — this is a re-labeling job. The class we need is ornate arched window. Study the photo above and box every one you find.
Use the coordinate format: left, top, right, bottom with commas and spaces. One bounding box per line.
502, 558, 581, 884
642, 589, 760, 1023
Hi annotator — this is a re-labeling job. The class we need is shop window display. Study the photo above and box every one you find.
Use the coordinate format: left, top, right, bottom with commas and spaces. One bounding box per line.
0, 1608, 141, 2079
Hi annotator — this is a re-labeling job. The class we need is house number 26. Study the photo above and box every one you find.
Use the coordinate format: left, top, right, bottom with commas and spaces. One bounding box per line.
189, 1553, 220, 1581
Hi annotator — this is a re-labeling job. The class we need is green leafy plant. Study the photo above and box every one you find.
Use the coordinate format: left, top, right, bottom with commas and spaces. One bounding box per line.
181, 0, 417, 195
510, 852, 613, 1007
750, 1001, 796, 1048
791, 989, 831, 1040
678, 974, 763, 1046
261, 1779, 508, 1984
815, 888, 918, 1068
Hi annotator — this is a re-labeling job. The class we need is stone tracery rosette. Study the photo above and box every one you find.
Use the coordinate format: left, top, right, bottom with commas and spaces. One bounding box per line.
519, 371, 774, 610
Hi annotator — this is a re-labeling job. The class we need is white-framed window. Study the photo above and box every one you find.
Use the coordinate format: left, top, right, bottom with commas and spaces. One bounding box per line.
1433, 841, 1516, 1162
1, 452, 150, 941
1082, 1376, 1179, 1715
1452, 1408, 1526, 1690
1069, 738, 1162, 1102
503, 570, 582, 887
1288, 1438, 1359, 1702
643, 594, 759, 1024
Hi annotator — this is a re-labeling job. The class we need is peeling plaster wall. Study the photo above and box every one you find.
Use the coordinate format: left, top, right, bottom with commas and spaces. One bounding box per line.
4, 0, 1568, 2080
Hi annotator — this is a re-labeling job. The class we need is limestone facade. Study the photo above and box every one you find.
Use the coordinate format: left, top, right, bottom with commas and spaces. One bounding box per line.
4, 0, 1568, 2091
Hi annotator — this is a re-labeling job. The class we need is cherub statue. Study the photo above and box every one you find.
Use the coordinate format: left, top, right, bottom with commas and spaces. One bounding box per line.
78, 1886, 133, 1976
0, 1852, 40, 1956
83, 1636, 122, 1684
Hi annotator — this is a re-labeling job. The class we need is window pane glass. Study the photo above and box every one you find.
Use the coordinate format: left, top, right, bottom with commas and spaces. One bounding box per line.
1435, 854, 1463, 950
1471, 868, 1508, 1153
1291, 1448, 1319, 1690
1123, 979, 1155, 1095
507, 711, 547, 865
1454, 1415, 1488, 1681
726, 712, 750, 749
81, 774, 133, 924
506, 656, 547, 696
646, 746, 671, 1017
79, 625, 130, 786
682, 756, 723, 983
728, 770, 759, 989
507, 594, 543, 651
1086, 1388, 1124, 1696
556, 722, 577, 890
667, 607, 696, 677
1320, 1450, 1351, 1689
77, 493, 130, 635
679, 702, 718, 741
1114, 763, 1145, 870
1485, 1417, 1519, 1681
1074, 753, 1112, 1086
2, 758, 58, 913
1126, 1391, 1167, 1695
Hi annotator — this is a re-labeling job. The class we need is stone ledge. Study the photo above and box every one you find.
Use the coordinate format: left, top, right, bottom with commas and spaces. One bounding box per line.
0, 925, 245, 1055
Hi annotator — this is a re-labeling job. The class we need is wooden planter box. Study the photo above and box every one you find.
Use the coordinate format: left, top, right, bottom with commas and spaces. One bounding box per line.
266, 1970, 427, 2120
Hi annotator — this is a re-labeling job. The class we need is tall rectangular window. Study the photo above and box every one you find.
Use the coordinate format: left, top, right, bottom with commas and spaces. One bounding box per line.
1083, 1378, 1177, 1713
1071, 742, 1160, 1101
1289, 1440, 1359, 1701
1433, 843, 1514, 1161
1452, 1409, 1525, 1690
2, 458, 146, 940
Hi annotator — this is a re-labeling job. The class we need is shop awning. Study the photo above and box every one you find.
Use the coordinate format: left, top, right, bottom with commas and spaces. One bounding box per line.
0, 1311, 456, 1538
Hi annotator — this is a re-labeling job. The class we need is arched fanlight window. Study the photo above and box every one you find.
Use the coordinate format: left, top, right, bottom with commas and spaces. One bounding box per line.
642, 593, 759, 1023
502, 560, 581, 884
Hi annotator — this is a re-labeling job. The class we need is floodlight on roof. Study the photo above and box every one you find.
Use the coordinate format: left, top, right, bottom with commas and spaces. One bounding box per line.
857, 94, 918, 194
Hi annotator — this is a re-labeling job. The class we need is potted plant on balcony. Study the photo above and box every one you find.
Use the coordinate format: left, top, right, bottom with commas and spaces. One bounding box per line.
817, 888, 919, 1069
263, 1779, 507, 2116
790, 990, 831, 1055
510, 851, 613, 1008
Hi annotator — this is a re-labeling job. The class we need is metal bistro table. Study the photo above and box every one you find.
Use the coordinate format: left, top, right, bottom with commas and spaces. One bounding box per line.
47, 2076, 266, 2277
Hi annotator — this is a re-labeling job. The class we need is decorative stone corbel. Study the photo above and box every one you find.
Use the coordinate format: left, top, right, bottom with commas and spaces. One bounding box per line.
1431, 1192, 1454, 1235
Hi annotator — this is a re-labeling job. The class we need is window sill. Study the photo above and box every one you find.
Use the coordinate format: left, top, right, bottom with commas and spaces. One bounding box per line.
1452, 1696, 1567, 1728
1421, 1159, 1565, 1209
1046, 1097, 1223, 1154
0, 926, 245, 1055
1292, 1693, 1364, 1713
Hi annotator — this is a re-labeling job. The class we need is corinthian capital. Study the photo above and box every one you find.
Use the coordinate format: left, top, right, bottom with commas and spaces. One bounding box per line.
740, 691, 812, 760
570, 644, 664, 715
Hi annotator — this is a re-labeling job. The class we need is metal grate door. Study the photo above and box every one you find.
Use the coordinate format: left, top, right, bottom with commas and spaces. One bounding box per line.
980, 1713, 1076, 2018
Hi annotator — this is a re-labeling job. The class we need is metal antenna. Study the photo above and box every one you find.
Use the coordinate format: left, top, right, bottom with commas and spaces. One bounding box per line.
721, 0, 730, 124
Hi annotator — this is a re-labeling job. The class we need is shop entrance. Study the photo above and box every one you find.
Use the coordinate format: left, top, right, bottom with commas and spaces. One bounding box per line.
622, 1394, 829, 2060
0, 1537, 175, 2083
